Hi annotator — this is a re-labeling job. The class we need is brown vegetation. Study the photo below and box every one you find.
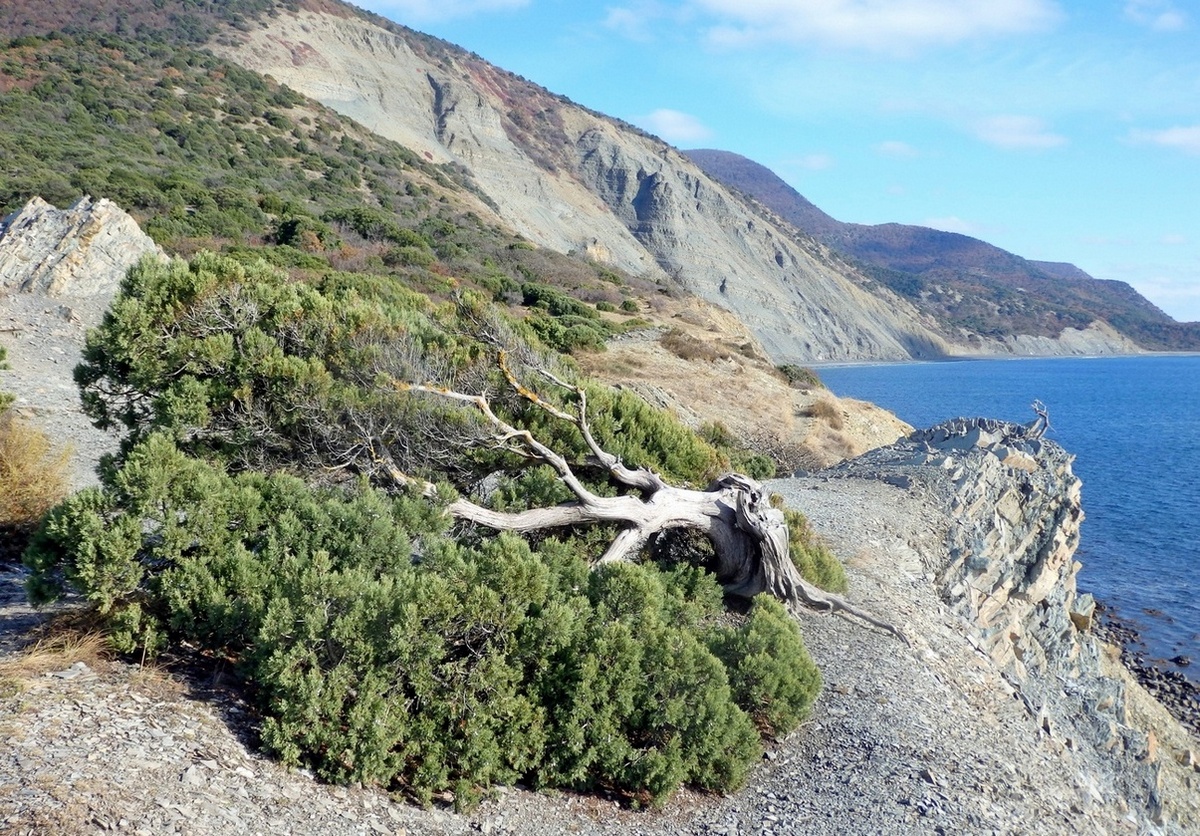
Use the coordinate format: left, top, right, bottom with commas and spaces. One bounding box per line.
660, 327, 734, 363
0, 410, 72, 535
799, 397, 844, 430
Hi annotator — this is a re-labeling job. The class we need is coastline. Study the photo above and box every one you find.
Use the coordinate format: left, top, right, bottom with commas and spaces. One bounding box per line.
1095, 601, 1200, 738
809, 348, 1200, 370
814, 354, 1200, 676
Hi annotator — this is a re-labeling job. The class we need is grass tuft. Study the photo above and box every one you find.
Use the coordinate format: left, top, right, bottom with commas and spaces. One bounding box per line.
0, 410, 73, 532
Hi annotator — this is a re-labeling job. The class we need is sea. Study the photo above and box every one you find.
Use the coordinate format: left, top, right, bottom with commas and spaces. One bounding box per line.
815, 354, 1200, 675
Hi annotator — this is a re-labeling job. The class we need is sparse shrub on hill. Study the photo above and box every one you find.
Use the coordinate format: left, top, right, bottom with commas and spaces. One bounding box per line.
800, 397, 844, 430
783, 508, 847, 594
777, 364, 824, 391
0, 358, 72, 541
0, 415, 71, 531
660, 327, 731, 363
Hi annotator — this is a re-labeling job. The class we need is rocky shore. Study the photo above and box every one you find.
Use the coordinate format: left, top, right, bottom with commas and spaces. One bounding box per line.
1096, 606, 1200, 739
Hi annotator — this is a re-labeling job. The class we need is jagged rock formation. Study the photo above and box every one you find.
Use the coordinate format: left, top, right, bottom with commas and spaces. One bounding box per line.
0, 196, 155, 489
0, 196, 162, 298
827, 419, 1168, 823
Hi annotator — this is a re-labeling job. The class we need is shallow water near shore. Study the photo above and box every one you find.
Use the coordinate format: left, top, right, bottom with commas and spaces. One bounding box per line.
817, 354, 1200, 677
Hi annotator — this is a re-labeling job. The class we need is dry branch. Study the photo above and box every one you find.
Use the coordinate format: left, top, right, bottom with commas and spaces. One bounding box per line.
381, 363, 906, 639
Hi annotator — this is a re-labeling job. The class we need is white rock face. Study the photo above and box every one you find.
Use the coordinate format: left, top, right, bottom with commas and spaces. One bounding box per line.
215, 11, 957, 363
0, 196, 162, 298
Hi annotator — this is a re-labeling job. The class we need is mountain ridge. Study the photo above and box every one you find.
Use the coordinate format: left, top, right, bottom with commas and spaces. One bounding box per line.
685, 148, 1198, 349
0, 0, 1182, 361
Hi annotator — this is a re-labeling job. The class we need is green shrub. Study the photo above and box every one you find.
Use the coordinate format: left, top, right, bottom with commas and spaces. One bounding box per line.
620, 298, 639, 313
784, 508, 847, 593
709, 596, 820, 738
24, 435, 818, 808
777, 364, 824, 390
699, 422, 776, 481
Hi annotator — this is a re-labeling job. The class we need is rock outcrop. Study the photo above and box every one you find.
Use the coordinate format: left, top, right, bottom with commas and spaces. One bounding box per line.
827, 418, 1168, 823
0, 196, 152, 489
0, 196, 162, 298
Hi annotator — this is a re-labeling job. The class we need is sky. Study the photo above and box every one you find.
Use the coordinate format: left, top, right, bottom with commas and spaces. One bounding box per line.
351, 0, 1200, 322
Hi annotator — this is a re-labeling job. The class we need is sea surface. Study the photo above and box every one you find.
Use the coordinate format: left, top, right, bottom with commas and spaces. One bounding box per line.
816, 355, 1200, 673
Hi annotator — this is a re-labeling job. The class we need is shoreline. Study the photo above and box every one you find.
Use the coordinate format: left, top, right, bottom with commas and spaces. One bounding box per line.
809, 349, 1200, 370
1094, 600, 1200, 738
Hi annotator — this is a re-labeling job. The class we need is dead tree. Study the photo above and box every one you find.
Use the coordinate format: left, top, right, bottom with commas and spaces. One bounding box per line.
1025, 400, 1050, 439
375, 354, 905, 641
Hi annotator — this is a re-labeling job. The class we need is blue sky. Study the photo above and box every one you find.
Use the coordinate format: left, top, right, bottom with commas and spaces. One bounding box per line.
353, 1, 1200, 322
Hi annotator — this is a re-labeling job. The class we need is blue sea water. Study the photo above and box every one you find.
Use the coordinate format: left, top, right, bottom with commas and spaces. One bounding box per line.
816, 355, 1200, 672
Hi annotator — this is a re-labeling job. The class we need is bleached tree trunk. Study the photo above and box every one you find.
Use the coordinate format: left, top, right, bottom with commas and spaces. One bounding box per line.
377, 355, 905, 641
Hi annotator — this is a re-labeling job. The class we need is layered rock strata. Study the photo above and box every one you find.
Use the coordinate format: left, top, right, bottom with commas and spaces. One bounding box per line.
824, 418, 1168, 823
0, 196, 162, 298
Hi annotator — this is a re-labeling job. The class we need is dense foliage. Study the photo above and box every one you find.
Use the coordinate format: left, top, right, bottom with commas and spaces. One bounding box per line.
74, 252, 724, 487
26, 433, 820, 807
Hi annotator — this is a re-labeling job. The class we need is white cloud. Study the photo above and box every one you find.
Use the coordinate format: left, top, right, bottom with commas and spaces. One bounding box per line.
875, 140, 919, 158
790, 153, 836, 170
604, 7, 649, 39
1124, 0, 1188, 32
1162, 233, 1189, 245
923, 216, 980, 235
360, 0, 528, 24
972, 115, 1066, 149
691, 0, 1063, 53
604, 2, 685, 40
1128, 125, 1200, 154
638, 109, 714, 142
1129, 278, 1200, 322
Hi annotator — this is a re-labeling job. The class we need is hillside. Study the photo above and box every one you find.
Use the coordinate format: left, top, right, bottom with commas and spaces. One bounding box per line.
4, 3, 1200, 831
686, 148, 1200, 350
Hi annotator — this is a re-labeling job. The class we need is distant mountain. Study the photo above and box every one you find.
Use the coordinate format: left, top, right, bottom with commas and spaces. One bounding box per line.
686, 149, 1200, 350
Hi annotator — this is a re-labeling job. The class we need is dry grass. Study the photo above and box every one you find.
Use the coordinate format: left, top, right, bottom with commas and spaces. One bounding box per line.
0, 628, 109, 683
659, 328, 733, 363
798, 397, 844, 430
0, 410, 73, 530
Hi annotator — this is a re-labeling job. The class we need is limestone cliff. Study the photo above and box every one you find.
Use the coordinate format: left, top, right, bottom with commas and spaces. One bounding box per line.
214, 8, 955, 364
